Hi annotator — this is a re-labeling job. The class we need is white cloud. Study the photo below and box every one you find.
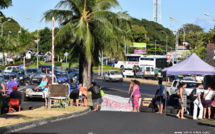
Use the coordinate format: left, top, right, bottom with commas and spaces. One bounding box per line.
194, 16, 215, 32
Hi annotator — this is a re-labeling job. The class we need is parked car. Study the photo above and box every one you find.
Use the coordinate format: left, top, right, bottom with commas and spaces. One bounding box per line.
25, 85, 45, 100
4, 66, 19, 73
38, 65, 62, 74
26, 68, 42, 78
17, 70, 31, 86
166, 79, 204, 97
66, 67, 79, 74
104, 70, 123, 82
3, 73, 19, 85
30, 73, 57, 85
122, 68, 134, 77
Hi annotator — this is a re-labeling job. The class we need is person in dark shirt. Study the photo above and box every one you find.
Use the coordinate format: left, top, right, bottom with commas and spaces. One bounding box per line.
88, 82, 102, 111
9, 86, 22, 105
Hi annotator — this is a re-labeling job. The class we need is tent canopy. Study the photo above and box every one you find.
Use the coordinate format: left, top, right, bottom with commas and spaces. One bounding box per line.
164, 53, 215, 75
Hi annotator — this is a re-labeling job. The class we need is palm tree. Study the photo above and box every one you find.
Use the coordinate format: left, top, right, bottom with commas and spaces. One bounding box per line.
0, 0, 12, 15
43, 0, 132, 87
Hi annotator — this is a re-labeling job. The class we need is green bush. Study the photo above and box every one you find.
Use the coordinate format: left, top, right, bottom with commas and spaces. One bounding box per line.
0, 66, 6, 69
39, 61, 45, 65
55, 62, 62, 66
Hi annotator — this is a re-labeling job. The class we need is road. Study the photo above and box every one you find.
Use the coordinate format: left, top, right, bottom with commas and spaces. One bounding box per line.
95, 78, 157, 98
10, 78, 215, 134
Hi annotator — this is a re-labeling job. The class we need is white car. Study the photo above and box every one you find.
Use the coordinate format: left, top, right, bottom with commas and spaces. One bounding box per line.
122, 68, 134, 77
166, 79, 204, 97
104, 70, 123, 82
4, 66, 19, 73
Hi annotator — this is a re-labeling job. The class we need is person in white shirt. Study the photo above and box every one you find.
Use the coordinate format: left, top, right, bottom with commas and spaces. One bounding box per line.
203, 86, 215, 119
193, 84, 203, 120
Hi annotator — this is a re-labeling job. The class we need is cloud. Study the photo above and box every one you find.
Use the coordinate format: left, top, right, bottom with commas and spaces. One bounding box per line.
194, 16, 215, 32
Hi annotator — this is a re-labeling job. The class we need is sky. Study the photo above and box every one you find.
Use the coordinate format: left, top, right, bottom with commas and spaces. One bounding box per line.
1, 0, 215, 32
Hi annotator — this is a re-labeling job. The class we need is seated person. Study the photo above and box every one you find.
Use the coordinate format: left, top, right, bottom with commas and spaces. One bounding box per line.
9, 86, 22, 105
79, 83, 88, 106
58, 75, 65, 83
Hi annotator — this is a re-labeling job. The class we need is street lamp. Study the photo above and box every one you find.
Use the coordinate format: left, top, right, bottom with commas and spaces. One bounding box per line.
169, 17, 186, 45
161, 31, 168, 54
1, 19, 11, 36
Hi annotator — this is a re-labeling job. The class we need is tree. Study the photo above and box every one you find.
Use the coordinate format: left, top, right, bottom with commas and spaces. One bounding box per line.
178, 23, 204, 35
0, 36, 8, 65
131, 25, 149, 43
43, 0, 132, 87
0, 0, 12, 15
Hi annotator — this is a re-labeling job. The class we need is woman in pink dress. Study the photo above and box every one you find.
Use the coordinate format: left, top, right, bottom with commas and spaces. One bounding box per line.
130, 80, 141, 112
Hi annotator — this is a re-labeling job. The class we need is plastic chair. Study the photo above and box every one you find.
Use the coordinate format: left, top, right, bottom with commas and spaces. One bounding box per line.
8, 99, 21, 113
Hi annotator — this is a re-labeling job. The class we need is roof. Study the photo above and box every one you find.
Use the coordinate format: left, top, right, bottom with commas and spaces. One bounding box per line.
164, 53, 215, 75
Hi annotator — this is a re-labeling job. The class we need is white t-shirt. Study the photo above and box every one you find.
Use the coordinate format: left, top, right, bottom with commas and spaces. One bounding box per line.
204, 90, 215, 100
194, 88, 201, 101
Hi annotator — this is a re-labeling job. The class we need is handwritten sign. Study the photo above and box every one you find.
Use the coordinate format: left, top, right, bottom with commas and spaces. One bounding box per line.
101, 94, 140, 112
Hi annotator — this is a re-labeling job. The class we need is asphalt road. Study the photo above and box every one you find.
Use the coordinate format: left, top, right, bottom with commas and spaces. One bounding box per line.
10, 78, 215, 134
11, 111, 214, 134
95, 78, 158, 98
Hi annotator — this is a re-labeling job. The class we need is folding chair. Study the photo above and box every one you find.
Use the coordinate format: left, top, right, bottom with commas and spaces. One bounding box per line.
8, 99, 21, 113
47, 84, 70, 108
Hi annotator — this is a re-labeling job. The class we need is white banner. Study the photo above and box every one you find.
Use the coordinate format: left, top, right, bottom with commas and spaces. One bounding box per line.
101, 94, 140, 112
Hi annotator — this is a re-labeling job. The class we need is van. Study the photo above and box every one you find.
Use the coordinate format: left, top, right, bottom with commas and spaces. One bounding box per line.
136, 66, 155, 79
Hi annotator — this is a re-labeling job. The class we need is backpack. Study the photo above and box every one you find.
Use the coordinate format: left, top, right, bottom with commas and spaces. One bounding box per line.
189, 88, 197, 101
70, 83, 78, 89
92, 86, 100, 94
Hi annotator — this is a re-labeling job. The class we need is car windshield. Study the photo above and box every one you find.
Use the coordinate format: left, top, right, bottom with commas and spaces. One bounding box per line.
27, 69, 38, 73
185, 82, 197, 88
4, 75, 16, 80
17, 71, 25, 75
110, 71, 120, 75
124, 68, 132, 70
6, 67, 12, 70
56, 72, 67, 76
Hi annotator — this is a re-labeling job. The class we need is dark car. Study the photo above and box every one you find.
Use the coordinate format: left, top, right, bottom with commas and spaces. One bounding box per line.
55, 72, 70, 84
39, 65, 62, 74
26, 68, 41, 77
3, 73, 19, 85
66, 67, 79, 74
17, 70, 31, 86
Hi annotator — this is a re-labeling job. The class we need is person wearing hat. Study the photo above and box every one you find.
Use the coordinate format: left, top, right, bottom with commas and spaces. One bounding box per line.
9, 86, 22, 105
6, 76, 18, 95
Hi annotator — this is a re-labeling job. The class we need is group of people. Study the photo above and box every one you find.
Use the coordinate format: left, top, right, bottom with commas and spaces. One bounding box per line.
175, 82, 215, 120
0, 76, 22, 113
35, 76, 103, 111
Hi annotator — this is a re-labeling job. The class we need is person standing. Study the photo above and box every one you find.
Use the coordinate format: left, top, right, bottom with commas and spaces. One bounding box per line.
6, 77, 18, 95
34, 77, 48, 106
154, 79, 165, 114
193, 84, 203, 120
68, 78, 79, 106
88, 82, 102, 111
79, 83, 88, 107
203, 86, 215, 119
176, 82, 187, 119
130, 80, 141, 112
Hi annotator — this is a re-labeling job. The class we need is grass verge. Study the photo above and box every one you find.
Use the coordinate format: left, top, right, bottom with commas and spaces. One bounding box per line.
0, 106, 88, 127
